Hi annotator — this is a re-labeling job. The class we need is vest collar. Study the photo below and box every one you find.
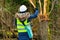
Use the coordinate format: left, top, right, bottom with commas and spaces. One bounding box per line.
17, 18, 29, 25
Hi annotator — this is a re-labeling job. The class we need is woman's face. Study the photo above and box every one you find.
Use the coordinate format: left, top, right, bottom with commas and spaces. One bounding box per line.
18, 12, 30, 19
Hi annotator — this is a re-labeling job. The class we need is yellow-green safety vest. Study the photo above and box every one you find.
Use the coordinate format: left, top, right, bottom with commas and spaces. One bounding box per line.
17, 18, 30, 33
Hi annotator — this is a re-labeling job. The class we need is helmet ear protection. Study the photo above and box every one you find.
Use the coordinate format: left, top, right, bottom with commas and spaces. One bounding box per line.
19, 5, 27, 13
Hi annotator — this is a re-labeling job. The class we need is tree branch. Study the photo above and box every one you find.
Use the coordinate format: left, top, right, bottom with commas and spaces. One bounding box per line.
1, 18, 11, 27
29, 0, 36, 8
49, 0, 57, 14
39, 0, 42, 15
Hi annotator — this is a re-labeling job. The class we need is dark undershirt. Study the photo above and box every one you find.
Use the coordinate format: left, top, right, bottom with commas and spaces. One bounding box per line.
20, 19, 26, 26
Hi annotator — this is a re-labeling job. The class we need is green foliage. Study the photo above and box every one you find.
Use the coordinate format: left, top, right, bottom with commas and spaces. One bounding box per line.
49, 21, 52, 26
6, 0, 11, 3
5, 0, 31, 13
49, 3, 58, 19
13, 0, 29, 5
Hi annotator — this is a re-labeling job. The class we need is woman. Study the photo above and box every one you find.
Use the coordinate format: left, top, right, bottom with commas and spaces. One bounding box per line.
15, 0, 39, 40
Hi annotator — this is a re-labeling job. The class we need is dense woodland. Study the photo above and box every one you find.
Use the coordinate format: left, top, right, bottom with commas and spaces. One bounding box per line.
0, 0, 60, 40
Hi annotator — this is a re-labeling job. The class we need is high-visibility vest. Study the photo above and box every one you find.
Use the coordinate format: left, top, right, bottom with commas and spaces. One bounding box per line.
17, 18, 30, 32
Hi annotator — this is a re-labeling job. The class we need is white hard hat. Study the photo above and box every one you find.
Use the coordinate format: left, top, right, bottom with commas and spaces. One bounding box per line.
19, 5, 27, 12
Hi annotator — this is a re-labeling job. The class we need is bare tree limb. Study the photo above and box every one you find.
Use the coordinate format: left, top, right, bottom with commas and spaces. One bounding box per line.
29, 0, 36, 8
39, 0, 42, 15
49, 0, 57, 14
1, 18, 11, 27
0, 7, 11, 27
43, 0, 48, 15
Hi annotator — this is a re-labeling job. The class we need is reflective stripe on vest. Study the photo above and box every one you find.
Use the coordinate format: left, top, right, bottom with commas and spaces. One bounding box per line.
17, 18, 30, 32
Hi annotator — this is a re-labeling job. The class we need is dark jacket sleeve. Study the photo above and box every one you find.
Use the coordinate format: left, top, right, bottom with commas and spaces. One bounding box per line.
28, 8, 39, 20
